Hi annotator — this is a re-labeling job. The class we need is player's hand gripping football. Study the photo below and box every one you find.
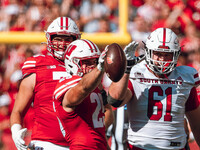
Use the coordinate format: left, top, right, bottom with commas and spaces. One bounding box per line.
97, 46, 108, 71
11, 124, 28, 150
124, 41, 145, 73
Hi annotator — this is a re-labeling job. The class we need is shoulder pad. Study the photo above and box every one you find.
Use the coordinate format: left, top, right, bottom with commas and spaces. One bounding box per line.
21, 55, 57, 78
130, 60, 146, 78
175, 66, 200, 87
22, 56, 37, 78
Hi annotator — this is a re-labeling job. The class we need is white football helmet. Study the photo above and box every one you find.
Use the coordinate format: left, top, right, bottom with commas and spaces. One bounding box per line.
144, 28, 180, 74
45, 17, 81, 61
64, 39, 101, 76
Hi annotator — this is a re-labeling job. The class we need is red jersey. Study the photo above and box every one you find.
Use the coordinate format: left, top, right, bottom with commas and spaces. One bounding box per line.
21, 54, 69, 146
53, 75, 107, 150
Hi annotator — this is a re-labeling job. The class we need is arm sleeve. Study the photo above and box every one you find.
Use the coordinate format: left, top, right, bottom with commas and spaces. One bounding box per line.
194, 73, 200, 87
185, 87, 200, 112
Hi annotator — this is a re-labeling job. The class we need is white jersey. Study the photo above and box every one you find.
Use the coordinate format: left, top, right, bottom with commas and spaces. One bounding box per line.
127, 60, 200, 150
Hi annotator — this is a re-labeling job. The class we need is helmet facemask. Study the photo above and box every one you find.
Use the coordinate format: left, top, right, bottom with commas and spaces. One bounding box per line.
79, 57, 98, 75
145, 47, 180, 75
47, 34, 74, 61
66, 56, 99, 77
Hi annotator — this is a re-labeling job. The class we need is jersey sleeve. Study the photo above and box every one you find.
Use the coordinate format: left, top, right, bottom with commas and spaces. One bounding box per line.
21, 56, 37, 78
185, 87, 200, 112
194, 72, 200, 87
128, 79, 135, 97
177, 66, 200, 87
53, 76, 82, 102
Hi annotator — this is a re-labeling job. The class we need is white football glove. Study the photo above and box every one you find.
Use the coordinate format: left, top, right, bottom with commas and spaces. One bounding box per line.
11, 124, 28, 150
97, 45, 108, 71
124, 41, 138, 60
124, 41, 145, 73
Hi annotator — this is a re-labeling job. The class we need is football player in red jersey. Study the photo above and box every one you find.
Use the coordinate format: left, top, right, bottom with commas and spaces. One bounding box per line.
108, 28, 200, 149
53, 39, 113, 150
10, 17, 81, 150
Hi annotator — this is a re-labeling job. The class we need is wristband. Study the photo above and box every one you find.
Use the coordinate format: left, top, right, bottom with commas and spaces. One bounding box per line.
11, 124, 22, 133
125, 60, 136, 74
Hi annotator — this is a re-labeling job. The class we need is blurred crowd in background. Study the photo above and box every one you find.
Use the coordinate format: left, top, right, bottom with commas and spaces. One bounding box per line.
0, 0, 199, 149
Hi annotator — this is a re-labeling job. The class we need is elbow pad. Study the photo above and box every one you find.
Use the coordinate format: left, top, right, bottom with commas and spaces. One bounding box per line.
107, 92, 123, 108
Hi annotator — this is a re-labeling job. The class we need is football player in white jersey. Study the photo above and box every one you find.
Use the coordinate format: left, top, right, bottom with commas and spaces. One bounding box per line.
108, 28, 200, 150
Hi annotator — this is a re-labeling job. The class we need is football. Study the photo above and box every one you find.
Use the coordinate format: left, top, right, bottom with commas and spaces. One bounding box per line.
104, 43, 127, 82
